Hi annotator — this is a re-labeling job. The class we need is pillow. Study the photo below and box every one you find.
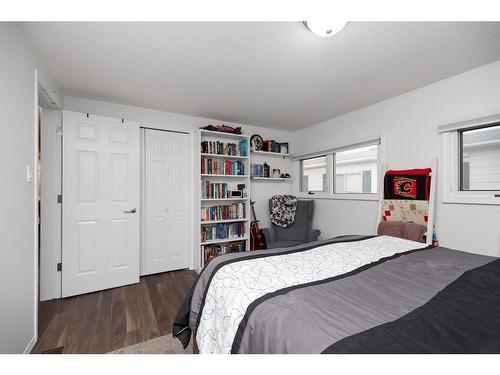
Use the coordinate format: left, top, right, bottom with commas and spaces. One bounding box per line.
377, 221, 427, 243
377, 221, 405, 238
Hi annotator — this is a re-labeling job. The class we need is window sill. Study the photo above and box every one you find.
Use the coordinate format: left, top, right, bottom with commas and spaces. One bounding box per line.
297, 193, 379, 202
442, 191, 500, 206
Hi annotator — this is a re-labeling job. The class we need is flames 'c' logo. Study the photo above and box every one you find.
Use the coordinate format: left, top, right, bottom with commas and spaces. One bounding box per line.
393, 177, 417, 198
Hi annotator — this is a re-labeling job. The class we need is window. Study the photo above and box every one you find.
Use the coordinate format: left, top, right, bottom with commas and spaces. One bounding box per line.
460, 124, 500, 191
299, 139, 380, 199
335, 145, 378, 193
301, 156, 328, 192
441, 116, 500, 205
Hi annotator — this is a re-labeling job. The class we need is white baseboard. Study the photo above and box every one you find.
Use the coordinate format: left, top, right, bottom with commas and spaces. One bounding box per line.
23, 335, 37, 354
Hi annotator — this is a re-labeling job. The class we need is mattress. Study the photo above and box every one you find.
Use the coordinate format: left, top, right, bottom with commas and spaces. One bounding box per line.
173, 235, 499, 354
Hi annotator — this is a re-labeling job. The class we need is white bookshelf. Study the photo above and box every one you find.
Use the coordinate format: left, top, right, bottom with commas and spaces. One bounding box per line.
251, 150, 291, 158
200, 153, 248, 160
251, 176, 292, 182
200, 236, 249, 246
201, 197, 248, 202
199, 129, 251, 268
200, 174, 249, 178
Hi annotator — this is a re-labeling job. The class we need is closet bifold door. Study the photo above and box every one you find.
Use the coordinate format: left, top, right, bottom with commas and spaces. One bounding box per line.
62, 111, 140, 298
144, 129, 189, 275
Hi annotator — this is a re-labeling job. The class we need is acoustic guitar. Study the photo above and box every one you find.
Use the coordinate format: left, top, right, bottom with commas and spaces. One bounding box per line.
250, 200, 267, 250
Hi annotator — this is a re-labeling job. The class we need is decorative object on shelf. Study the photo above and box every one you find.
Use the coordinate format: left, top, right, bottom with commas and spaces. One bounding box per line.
281, 173, 291, 179
263, 162, 270, 178
263, 140, 272, 152
237, 183, 247, 198
250, 134, 264, 151
272, 140, 280, 153
239, 138, 249, 156
251, 163, 264, 177
230, 190, 243, 198
279, 142, 289, 154
201, 124, 242, 134
272, 169, 281, 178
263, 139, 281, 153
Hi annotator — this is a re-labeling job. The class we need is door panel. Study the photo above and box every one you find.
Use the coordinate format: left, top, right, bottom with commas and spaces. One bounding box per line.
144, 129, 189, 274
62, 111, 140, 297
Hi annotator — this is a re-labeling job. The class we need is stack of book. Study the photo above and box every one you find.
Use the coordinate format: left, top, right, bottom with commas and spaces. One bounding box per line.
202, 241, 246, 264
201, 140, 245, 156
201, 203, 246, 221
201, 181, 230, 199
201, 159, 245, 175
200, 222, 246, 242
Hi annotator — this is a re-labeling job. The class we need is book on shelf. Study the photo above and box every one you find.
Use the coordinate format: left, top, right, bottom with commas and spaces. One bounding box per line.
201, 158, 245, 175
200, 139, 248, 157
201, 203, 246, 222
200, 222, 246, 242
201, 181, 229, 199
202, 241, 246, 264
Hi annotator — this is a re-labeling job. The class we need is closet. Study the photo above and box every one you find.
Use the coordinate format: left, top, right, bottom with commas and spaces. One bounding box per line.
141, 128, 190, 275
41, 111, 191, 299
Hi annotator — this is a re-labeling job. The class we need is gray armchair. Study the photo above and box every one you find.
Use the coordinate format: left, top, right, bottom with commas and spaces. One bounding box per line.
262, 199, 321, 249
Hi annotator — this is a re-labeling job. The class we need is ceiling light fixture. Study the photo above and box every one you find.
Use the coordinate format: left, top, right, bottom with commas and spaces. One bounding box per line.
304, 21, 347, 37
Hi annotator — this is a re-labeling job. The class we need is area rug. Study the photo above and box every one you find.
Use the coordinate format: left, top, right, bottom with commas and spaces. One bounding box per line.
109, 334, 193, 354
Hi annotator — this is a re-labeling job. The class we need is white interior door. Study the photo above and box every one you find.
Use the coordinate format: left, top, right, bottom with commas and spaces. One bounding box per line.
62, 111, 140, 297
145, 129, 189, 274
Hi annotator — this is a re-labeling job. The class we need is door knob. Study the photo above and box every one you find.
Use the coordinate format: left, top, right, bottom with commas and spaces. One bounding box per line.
124, 208, 137, 213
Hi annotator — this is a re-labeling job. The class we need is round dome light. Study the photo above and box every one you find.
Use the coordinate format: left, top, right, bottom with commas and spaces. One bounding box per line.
304, 21, 347, 37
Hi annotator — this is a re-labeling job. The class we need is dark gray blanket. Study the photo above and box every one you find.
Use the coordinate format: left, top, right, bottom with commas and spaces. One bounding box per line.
173, 235, 496, 353
323, 258, 500, 353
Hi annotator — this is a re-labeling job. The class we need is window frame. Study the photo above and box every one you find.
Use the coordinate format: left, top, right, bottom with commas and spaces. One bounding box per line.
297, 139, 381, 201
299, 154, 330, 194
442, 121, 500, 205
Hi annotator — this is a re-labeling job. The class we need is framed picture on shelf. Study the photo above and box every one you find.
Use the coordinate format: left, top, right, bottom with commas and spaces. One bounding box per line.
280, 142, 289, 154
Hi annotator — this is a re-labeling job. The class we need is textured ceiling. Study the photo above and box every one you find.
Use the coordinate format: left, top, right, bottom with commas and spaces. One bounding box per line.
22, 22, 500, 130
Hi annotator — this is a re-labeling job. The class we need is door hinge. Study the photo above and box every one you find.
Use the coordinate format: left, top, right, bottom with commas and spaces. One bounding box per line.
56, 126, 62, 136
57, 263, 62, 272
57, 194, 62, 203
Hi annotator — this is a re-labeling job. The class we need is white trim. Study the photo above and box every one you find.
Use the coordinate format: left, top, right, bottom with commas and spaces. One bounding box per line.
139, 128, 147, 275
438, 113, 500, 133
426, 159, 438, 245
296, 192, 379, 201
374, 162, 389, 233
441, 131, 500, 205
39, 108, 63, 300
292, 136, 381, 160
33, 69, 39, 354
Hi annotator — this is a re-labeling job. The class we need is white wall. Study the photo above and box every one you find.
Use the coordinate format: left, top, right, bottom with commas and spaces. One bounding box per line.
0, 23, 61, 353
63, 96, 294, 268
293, 59, 500, 257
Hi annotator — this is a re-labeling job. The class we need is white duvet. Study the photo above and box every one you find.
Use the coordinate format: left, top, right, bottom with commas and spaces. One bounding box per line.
196, 236, 428, 354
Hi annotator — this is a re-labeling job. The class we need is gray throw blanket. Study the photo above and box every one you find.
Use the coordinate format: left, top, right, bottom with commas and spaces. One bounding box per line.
270, 195, 297, 228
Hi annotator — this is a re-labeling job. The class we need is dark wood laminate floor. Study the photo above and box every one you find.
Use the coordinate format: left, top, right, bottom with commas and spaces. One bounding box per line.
31, 269, 197, 354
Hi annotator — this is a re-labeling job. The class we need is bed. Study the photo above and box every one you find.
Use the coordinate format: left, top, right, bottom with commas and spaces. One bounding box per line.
172, 235, 500, 354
